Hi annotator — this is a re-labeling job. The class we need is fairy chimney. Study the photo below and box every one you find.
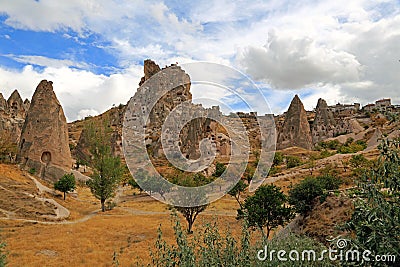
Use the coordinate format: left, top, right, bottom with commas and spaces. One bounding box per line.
277, 95, 313, 150
18, 80, 72, 181
311, 98, 337, 144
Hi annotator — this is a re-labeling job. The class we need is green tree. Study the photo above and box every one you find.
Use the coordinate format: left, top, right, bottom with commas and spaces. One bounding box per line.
288, 177, 323, 215
239, 185, 294, 239
345, 139, 400, 259
174, 174, 209, 234
84, 119, 123, 212
54, 173, 76, 200
228, 179, 248, 208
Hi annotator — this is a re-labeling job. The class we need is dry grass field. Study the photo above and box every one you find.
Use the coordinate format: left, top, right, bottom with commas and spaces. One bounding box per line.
0, 145, 380, 266
0, 164, 245, 266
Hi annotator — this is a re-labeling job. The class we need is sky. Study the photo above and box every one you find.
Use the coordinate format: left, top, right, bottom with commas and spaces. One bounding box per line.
0, 0, 399, 121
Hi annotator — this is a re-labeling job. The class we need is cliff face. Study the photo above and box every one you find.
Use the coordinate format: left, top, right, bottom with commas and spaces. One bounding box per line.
277, 95, 313, 150
18, 80, 72, 181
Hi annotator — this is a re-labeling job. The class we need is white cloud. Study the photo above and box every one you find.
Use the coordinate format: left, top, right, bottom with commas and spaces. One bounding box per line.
5, 54, 89, 69
1, 0, 400, 115
0, 64, 142, 122
77, 109, 99, 120
237, 31, 361, 89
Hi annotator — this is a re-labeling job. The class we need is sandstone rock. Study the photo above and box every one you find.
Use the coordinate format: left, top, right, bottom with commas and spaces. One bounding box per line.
312, 98, 336, 144
0, 90, 26, 143
0, 93, 7, 113
7, 89, 26, 119
139, 59, 162, 86
277, 95, 313, 150
18, 80, 72, 182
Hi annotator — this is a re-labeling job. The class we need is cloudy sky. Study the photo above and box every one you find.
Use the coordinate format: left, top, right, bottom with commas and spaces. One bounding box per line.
0, 0, 399, 121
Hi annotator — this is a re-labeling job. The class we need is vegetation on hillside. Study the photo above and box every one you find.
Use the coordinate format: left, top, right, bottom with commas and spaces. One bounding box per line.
145, 213, 333, 267
238, 184, 294, 239
344, 138, 400, 262
0, 234, 6, 267
83, 119, 124, 212
54, 173, 76, 200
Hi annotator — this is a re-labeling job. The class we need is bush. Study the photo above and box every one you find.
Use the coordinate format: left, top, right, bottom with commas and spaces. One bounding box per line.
273, 152, 284, 166
289, 175, 341, 215
316, 174, 342, 191
288, 177, 323, 214
0, 234, 6, 267
28, 168, 36, 175
285, 155, 302, 168
146, 213, 331, 267
344, 139, 400, 262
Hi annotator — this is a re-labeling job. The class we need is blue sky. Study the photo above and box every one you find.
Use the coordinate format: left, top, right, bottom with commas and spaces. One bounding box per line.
0, 0, 399, 121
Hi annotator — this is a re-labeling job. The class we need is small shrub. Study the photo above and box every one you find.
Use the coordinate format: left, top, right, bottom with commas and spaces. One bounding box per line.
273, 152, 284, 166
0, 234, 6, 267
285, 155, 302, 168
28, 168, 36, 175
147, 213, 331, 267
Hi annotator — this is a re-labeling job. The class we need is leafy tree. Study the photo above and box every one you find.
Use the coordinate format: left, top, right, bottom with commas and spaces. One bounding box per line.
288, 177, 323, 215
345, 138, 400, 260
84, 119, 123, 212
228, 179, 248, 208
173, 173, 210, 234
54, 173, 76, 200
285, 155, 302, 168
238, 185, 294, 239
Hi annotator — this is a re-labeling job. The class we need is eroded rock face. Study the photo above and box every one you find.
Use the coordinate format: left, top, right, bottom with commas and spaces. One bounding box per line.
312, 98, 337, 144
0, 93, 7, 112
0, 90, 28, 143
18, 80, 72, 181
7, 90, 25, 119
277, 95, 313, 150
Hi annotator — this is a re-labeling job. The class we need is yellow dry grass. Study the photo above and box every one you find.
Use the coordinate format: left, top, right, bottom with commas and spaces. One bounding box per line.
0, 164, 244, 266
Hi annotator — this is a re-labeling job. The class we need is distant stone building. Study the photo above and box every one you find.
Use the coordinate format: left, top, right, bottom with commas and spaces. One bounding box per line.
375, 98, 391, 111
363, 103, 376, 112
328, 102, 360, 117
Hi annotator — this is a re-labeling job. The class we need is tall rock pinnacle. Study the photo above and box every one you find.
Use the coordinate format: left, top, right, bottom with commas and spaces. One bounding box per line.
277, 95, 313, 150
311, 98, 337, 144
18, 80, 72, 181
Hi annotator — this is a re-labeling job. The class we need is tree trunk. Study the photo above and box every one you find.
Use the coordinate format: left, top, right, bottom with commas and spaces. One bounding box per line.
101, 199, 106, 212
188, 219, 193, 234
63, 192, 66, 200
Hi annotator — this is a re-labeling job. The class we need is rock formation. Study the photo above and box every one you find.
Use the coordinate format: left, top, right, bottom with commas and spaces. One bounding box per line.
7, 89, 26, 119
0, 93, 7, 112
311, 98, 337, 144
277, 95, 313, 150
18, 80, 72, 181
0, 90, 28, 143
